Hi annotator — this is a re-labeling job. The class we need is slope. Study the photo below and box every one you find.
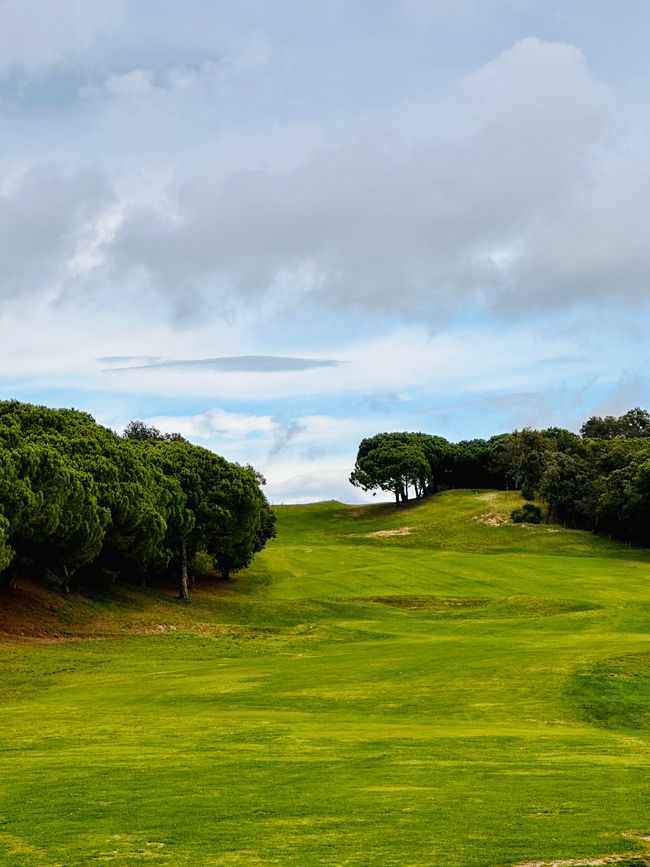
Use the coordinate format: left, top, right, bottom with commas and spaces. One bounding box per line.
1, 490, 650, 867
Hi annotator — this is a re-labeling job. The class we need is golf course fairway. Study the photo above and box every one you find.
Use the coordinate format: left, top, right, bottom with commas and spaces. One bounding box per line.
1, 489, 650, 866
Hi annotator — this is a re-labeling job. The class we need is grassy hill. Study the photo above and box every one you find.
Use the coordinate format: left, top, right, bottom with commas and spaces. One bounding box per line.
2, 490, 650, 866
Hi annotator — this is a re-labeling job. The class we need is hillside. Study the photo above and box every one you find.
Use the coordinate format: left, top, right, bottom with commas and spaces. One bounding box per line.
2, 490, 650, 866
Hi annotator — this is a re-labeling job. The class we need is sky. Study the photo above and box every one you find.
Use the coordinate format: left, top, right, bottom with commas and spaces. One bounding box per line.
1, 0, 649, 503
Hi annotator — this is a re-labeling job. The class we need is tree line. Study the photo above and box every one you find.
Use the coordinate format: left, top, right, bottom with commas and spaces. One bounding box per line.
0, 401, 275, 597
350, 408, 650, 546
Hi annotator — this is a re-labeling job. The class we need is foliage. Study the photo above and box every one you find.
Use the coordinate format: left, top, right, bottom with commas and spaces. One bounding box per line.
350, 432, 450, 502
0, 400, 275, 595
510, 502, 542, 524
353, 408, 650, 548
450, 434, 511, 488
123, 436, 277, 591
581, 406, 650, 439
123, 419, 185, 442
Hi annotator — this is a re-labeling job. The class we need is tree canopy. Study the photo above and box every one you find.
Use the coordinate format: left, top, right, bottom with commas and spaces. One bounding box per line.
351, 410, 650, 548
350, 432, 451, 503
0, 401, 275, 596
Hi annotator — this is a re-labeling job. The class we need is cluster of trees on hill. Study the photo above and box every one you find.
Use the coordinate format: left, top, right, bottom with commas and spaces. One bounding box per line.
0, 401, 275, 597
349, 431, 510, 502
350, 408, 650, 546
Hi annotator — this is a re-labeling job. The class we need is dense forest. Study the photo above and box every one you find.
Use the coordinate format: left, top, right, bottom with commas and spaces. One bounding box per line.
0, 401, 275, 597
350, 407, 650, 546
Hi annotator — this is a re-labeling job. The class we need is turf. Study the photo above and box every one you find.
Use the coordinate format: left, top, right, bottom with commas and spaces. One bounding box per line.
1, 490, 650, 866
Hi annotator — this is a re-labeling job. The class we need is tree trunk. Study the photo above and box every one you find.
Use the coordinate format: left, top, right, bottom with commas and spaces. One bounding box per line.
61, 564, 71, 595
179, 537, 189, 599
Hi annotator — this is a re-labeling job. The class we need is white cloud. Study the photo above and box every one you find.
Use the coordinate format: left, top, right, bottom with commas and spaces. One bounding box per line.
1, 36, 639, 327
507, 137, 650, 307
75, 34, 273, 172
99, 37, 614, 322
145, 407, 277, 441
266, 465, 387, 505
96, 34, 270, 101
0, 162, 114, 302
0, 0, 124, 76
140, 408, 364, 462
0, 302, 610, 405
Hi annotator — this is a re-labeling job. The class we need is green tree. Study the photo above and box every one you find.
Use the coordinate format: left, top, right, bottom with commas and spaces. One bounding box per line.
141, 440, 274, 594
581, 407, 650, 440
209, 463, 276, 580
0, 402, 173, 590
0, 441, 107, 592
597, 466, 636, 541
350, 433, 442, 502
123, 419, 162, 440
0, 401, 274, 596
505, 429, 549, 500
123, 420, 184, 442
539, 452, 599, 530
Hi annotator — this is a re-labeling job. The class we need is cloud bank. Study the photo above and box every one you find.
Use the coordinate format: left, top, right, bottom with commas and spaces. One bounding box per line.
4, 35, 647, 327
99, 37, 628, 322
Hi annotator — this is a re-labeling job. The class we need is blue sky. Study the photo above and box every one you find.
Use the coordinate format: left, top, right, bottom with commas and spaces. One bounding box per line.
1, 0, 649, 502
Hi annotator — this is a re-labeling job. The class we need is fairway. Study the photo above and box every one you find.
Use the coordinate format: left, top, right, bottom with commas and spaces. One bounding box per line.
2, 490, 650, 866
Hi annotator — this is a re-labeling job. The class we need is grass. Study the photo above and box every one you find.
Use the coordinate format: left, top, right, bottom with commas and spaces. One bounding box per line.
1, 489, 650, 865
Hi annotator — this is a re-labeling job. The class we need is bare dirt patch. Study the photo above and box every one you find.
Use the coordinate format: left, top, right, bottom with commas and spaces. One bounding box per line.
473, 513, 508, 527
365, 527, 414, 537
517, 853, 647, 867
138, 624, 178, 635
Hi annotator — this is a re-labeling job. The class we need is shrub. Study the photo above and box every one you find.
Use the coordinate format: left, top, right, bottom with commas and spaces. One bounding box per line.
511, 503, 542, 524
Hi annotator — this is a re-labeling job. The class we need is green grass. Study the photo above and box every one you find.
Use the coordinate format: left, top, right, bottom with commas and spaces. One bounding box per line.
2, 489, 650, 866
